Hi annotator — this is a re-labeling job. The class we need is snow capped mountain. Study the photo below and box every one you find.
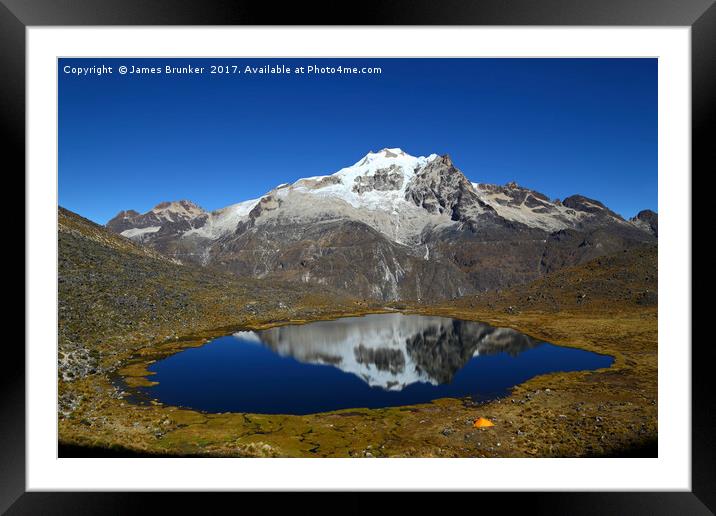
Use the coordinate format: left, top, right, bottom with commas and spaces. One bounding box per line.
258, 148, 456, 245
109, 148, 645, 245
106, 148, 657, 301
290, 148, 438, 210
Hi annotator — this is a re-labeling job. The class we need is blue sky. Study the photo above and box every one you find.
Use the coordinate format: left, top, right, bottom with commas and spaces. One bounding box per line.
59, 58, 656, 224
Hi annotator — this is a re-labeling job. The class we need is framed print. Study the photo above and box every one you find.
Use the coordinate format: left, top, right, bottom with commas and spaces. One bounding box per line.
7, 0, 711, 512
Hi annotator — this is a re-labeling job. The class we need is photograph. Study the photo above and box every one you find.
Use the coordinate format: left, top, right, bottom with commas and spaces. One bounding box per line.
56, 56, 659, 459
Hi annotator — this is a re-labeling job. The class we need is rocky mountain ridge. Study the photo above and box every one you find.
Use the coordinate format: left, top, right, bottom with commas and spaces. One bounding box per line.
107, 148, 657, 300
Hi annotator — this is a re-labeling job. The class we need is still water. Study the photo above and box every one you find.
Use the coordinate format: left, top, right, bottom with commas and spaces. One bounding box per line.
141, 313, 613, 415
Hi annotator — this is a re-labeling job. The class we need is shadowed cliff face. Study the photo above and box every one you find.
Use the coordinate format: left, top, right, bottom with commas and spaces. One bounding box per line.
236, 313, 541, 391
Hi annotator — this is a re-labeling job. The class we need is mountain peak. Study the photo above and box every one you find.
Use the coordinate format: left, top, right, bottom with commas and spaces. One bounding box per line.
344, 148, 442, 178
630, 209, 658, 236
375, 147, 408, 157
152, 199, 203, 212
356, 147, 412, 165
150, 200, 206, 219
562, 195, 621, 219
107, 199, 206, 235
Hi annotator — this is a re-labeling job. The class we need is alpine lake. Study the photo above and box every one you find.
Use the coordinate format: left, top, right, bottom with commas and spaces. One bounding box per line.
135, 313, 613, 415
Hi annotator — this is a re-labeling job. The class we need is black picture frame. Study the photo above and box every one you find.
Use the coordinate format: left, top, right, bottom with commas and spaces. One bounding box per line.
6, 0, 710, 512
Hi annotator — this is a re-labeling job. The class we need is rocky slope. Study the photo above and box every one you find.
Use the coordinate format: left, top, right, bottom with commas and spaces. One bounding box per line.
453, 244, 658, 313
107, 148, 657, 301
59, 207, 360, 383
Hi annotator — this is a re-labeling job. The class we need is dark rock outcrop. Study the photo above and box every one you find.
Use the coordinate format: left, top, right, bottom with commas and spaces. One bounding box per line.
630, 209, 658, 237
405, 155, 495, 223
352, 165, 404, 194
562, 195, 622, 219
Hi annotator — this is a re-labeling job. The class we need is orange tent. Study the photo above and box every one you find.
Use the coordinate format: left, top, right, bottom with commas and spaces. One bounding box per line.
473, 417, 495, 428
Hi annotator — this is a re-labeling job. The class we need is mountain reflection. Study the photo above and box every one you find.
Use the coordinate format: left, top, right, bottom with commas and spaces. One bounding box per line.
233, 313, 541, 391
